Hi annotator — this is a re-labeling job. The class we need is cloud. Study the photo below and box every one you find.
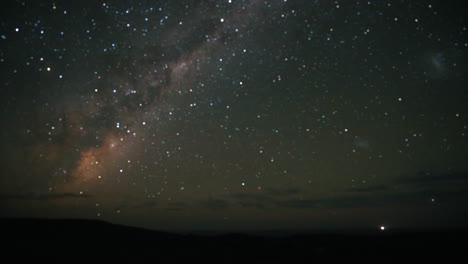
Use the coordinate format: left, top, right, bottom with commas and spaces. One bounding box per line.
141, 201, 158, 208
0, 192, 91, 201
229, 189, 299, 209
230, 193, 273, 202
200, 199, 229, 211
345, 185, 390, 193
396, 171, 468, 186
275, 192, 427, 209
264, 187, 301, 196
165, 202, 188, 211
225, 171, 468, 211
238, 201, 265, 209
275, 187, 468, 209
274, 195, 390, 209
120, 200, 158, 210
353, 137, 370, 150
274, 199, 321, 209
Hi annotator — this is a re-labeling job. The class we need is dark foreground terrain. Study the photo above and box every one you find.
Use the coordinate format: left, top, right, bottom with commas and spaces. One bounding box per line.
1, 218, 467, 262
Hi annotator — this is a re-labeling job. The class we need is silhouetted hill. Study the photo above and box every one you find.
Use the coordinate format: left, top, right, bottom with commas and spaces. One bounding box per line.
1, 218, 467, 262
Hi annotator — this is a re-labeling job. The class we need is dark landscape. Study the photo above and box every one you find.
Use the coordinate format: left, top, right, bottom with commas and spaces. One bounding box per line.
2, 218, 467, 262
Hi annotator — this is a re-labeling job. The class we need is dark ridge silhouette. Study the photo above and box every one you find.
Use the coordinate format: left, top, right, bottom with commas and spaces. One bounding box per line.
1, 218, 467, 262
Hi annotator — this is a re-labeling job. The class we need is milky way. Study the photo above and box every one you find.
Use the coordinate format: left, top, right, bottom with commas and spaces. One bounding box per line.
62, 1, 271, 197
1, 0, 468, 230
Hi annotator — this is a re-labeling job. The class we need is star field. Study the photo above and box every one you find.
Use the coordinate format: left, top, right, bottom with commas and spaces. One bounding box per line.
1, 0, 467, 230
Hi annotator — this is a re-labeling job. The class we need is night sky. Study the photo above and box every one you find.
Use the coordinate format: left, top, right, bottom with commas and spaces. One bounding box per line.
1, 0, 467, 231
